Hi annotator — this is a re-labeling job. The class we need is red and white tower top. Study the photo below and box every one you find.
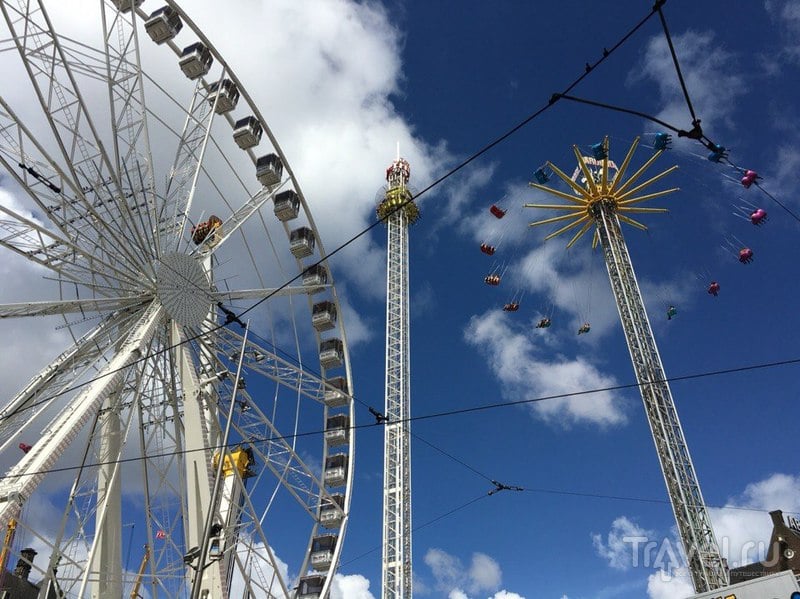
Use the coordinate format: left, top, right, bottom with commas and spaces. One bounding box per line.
385, 158, 410, 188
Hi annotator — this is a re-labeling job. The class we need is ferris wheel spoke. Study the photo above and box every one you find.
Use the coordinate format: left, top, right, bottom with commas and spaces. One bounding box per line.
212, 285, 329, 303
220, 472, 294, 598
0, 302, 162, 531
0, 97, 151, 280
100, 2, 161, 262
160, 74, 227, 254
0, 296, 147, 319
133, 76, 273, 258
0, 2, 153, 272
193, 326, 351, 583
0, 203, 146, 293
237, 546, 293, 599
0, 307, 142, 452
209, 327, 329, 405
195, 331, 339, 515
222, 389, 329, 519
197, 180, 288, 257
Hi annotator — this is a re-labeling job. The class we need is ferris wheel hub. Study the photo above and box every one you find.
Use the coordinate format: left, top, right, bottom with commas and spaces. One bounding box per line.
155, 253, 211, 328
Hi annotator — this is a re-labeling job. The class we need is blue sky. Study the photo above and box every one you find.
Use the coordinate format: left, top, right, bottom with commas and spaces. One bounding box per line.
0, 1, 799, 598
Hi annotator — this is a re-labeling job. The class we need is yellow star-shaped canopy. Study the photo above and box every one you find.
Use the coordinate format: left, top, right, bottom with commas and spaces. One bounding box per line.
526, 136, 679, 248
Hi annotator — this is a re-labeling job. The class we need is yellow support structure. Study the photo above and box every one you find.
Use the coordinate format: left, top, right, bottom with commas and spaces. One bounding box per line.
129, 544, 150, 599
212, 447, 254, 478
0, 518, 17, 582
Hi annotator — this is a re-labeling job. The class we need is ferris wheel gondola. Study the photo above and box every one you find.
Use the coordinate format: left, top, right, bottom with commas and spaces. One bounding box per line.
0, 2, 354, 597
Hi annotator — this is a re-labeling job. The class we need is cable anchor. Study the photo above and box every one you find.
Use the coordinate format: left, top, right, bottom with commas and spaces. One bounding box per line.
677, 119, 703, 140
217, 302, 245, 328
368, 406, 389, 425
488, 480, 523, 496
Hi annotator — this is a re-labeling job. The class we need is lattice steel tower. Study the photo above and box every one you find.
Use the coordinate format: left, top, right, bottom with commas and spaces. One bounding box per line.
526, 137, 729, 593
377, 156, 418, 599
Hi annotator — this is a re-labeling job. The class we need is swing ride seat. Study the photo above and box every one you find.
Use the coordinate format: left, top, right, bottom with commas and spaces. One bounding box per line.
578, 323, 591, 334
536, 319, 551, 329
707, 144, 727, 162
533, 167, 550, 184
750, 208, 767, 225
489, 205, 506, 219
503, 303, 519, 312
654, 132, 672, 150
741, 169, 759, 188
480, 243, 496, 256
484, 275, 500, 286
707, 282, 720, 296
591, 142, 607, 160
738, 248, 753, 263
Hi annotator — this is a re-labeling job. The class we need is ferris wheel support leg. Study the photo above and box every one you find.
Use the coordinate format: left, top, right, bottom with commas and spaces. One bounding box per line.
85, 392, 124, 598
171, 323, 225, 598
190, 324, 251, 599
0, 302, 162, 533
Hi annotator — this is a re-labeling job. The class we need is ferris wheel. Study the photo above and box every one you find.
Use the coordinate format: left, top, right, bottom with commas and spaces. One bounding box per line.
0, 1, 354, 597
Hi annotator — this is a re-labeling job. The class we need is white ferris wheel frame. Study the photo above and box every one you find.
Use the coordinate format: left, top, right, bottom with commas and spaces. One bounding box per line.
0, 1, 355, 597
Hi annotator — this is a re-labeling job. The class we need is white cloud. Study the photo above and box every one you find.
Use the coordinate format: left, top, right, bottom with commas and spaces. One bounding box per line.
425, 547, 464, 592
445, 588, 526, 599
423, 548, 506, 596
710, 473, 800, 567
646, 570, 694, 599
0, 189, 74, 396
442, 161, 498, 227
337, 291, 375, 347
765, 0, 800, 62
639, 273, 698, 325
768, 144, 800, 203
459, 181, 534, 253
516, 243, 619, 340
593, 516, 654, 570
633, 31, 745, 138
330, 573, 377, 599
594, 474, 800, 595
467, 552, 502, 592
465, 308, 626, 429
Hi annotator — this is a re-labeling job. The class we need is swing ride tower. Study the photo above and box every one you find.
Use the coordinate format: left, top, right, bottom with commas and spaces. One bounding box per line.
526, 137, 729, 593
377, 156, 419, 599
